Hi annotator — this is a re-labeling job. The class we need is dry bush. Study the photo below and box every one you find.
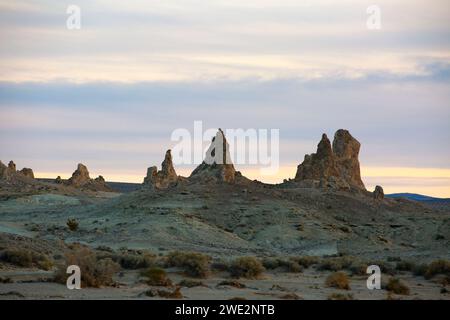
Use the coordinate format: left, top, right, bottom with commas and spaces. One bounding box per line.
293, 256, 320, 268
66, 218, 79, 231
166, 251, 211, 278
113, 250, 156, 270
141, 267, 172, 286
424, 260, 450, 279
318, 256, 356, 272
54, 245, 120, 288
1, 249, 32, 267
178, 279, 205, 288
0, 249, 53, 270
144, 287, 183, 299
217, 280, 246, 288
385, 278, 410, 295
262, 257, 303, 273
262, 257, 280, 270
279, 293, 301, 300
229, 256, 265, 279
325, 272, 351, 290
328, 293, 354, 300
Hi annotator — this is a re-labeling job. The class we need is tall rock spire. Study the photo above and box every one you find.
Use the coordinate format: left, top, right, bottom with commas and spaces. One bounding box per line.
190, 129, 236, 183
143, 149, 178, 189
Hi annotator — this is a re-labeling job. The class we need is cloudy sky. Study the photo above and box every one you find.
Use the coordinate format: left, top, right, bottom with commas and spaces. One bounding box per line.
0, 0, 449, 197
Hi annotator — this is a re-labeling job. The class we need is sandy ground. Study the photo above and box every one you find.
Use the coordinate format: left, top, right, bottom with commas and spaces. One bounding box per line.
0, 267, 448, 300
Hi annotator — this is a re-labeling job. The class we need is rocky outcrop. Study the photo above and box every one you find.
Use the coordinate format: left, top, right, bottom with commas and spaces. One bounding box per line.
143, 150, 178, 189
294, 129, 366, 191
190, 129, 237, 183
19, 168, 34, 179
8, 161, 16, 172
333, 129, 365, 189
295, 134, 339, 182
1, 160, 35, 180
67, 163, 112, 191
373, 185, 384, 200
55, 176, 63, 184
67, 163, 91, 187
0, 161, 9, 179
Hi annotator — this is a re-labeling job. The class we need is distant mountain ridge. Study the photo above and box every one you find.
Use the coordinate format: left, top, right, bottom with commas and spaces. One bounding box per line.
386, 193, 450, 202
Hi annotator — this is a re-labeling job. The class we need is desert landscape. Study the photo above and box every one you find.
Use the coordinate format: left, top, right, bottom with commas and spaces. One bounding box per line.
0, 129, 449, 300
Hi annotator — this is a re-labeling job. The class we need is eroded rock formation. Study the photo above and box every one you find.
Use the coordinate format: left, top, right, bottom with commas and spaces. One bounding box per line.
19, 168, 34, 179
294, 129, 366, 191
143, 150, 178, 189
190, 129, 237, 183
373, 185, 384, 200
67, 163, 112, 191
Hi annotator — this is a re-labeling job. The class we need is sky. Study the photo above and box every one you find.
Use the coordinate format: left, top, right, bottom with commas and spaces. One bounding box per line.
0, 0, 449, 197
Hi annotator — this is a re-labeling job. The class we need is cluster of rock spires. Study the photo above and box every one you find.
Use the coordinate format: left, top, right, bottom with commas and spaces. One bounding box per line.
143, 129, 244, 189
0, 160, 111, 192
143, 128, 384, 199
294, 129, 365, 191
293, 129, 384, 198
143, 150, 179, 189
0, 160, 34, 181
1, 128, 384, 199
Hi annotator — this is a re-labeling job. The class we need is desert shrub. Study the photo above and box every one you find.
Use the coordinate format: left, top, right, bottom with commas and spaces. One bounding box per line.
54, 246, 120, 288
396, 260, 415, 272
262, 258, 280, 270
262, 257, 303, 273
294, 256, 320, 268
113, 251, 155, 270
385, 278, 410, 295
325, 272, 351, 290
1, 249, 32, 267
369, 260, 396, 275
178, 279, 205, 288
424, 260, 450, 279
66, 218, 79, 231
141, 267, 172, 286
285, 260, 303, 273
318, 256, 355, 272
144, 287, 183, 299
229, 256, 265, 279
217, 280, 246, 288
279, 293, 301, 300
166, 251, 211, 278
0, 249, 53, 270
328, 293, 354, 300
33, 253, 54, 271
348, 261, 368, 276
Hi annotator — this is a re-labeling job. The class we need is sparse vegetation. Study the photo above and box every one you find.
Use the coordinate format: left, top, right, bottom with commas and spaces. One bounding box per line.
166, 251, 211, 278
178, 279, 205, 288
385, 278, 410, 295
141, 267, 172, 286
0, 249, 53, 270
144, 287, 183, 299
328, 293, 354, 300
113, 250, 156, 269
325, 272, 351, 290
424, 260, 450, 279
229, 256, 265, 279
218, 280, 246, 288
54, 245, 120, 288
66, 218, 79, 231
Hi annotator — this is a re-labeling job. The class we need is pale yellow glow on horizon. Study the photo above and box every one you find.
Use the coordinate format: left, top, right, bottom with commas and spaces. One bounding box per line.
34, 165, 450, 198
